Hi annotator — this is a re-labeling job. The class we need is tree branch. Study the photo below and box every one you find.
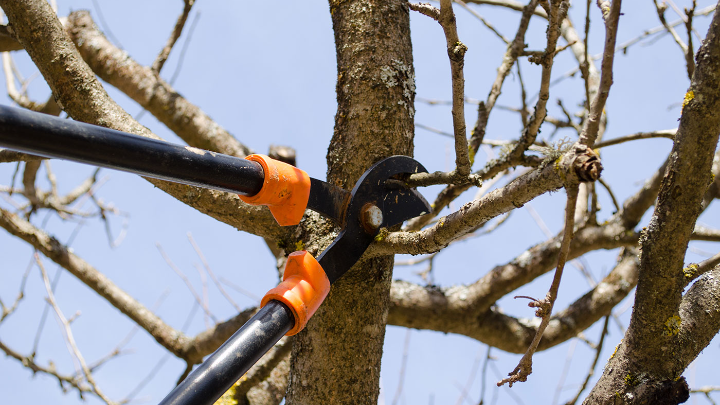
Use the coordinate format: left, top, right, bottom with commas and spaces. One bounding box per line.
594, 129, 676, 149
587, 7, 720, 402
0, 148, 43, 163
439, 0, 471, 177
388, 248, 639, 353
65, 11, 251, 158
151, 0, 195, 74
0, 207, 190, 358
578, 0, 622, 148
468, 0, 538, 157
692, 225, 720, 242
0, 0, 285, 241
372, 145, 601, 256
498, 182, 578, 387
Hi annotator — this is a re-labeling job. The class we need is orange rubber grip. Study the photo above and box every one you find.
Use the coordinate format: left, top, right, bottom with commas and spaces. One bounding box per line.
261, 251, 330, 336
238, 154, 311, 226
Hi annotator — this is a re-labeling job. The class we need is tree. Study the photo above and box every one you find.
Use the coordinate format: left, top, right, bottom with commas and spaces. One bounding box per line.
0, 0, 719, 404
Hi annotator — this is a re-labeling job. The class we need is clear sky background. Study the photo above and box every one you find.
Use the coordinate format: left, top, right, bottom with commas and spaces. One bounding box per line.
1, 1, 719, 404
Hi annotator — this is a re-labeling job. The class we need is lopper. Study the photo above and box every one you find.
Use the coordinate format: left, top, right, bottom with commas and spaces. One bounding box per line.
0, 105, 431, 405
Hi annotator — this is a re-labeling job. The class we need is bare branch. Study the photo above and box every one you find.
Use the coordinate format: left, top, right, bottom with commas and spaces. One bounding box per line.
409, 2, 441, 20
454, 0, 510, 44
66, 11, 251, 158
564, 316, 610, 405
188, 233, 243, 313
594, 129, 676, 149
682, 251, 720, 286
693, 225, 720, 242
579, 0, 622, 148
0, 339, 91, 397
597, 177, 620, 213
36, 254, 116, 404
468, 0, 538, 156
0, 207, 190, 358
156, 243, 218, 324
373, 145, 601, 256
389, 248, 639, 353
498, 182, 579, 387
439, 0, 471, 177
0, 0, 286, 240
0, 24, 22, 51
587, 8, 720, 400
152, 0, 195, 74
22, 159, 42, 212
653, 0, 694, 80
0, 148, 43, 163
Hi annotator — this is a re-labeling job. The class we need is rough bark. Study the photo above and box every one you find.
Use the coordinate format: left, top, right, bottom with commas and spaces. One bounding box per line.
585, 7, 720, 404
0, 0, 286, 241
284, 1, 415, 404
0, 24, 23, 52
65, 11, 251, 158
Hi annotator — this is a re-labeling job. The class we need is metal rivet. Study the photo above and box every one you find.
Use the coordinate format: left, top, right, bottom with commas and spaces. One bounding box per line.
361, 203, 383, 232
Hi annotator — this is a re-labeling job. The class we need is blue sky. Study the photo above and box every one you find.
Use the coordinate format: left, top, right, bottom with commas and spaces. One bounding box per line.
1, 1, 719, 404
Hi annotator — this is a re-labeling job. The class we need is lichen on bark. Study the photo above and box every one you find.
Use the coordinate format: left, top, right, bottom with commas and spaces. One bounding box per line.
284, 1, 415, 404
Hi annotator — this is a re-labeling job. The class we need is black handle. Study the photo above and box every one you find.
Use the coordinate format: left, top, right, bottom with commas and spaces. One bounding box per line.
159, 300, 294, 405
0, 105, 264, 196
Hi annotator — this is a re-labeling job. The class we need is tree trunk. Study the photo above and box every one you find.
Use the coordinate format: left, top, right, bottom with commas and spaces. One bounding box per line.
584, 6, 720, 404
285, 1, 415, 403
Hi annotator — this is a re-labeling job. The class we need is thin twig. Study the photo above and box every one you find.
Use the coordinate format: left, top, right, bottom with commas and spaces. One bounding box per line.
653, 0, 693, 80
597, 177, 620, 213
156, 243, 218, 323
565, 315, 610, 405
683, 251, 720, 286
36, 253, 116, 405
583, 0, 592, 107
579, 0, 622, 148
122, 302, 199, 403
665, 0, 702, 40
409, 2, 441, 20
438, 0, 472, 177
468, 0, 539, 157
194, 263, 211, 329
454, 0, 510, 44
391, 329, 412, 405
684, 0, 697, 80
498, 183, 580, 387
0, 339, 92, 397
187, 232, 242, 312
517, 63, 529, 127
554, 2, 715, 87
456, 346, 485, 405
90, 0, 123, 49
137, 11, 201, 122
152, 0, 195, 74
477, 0, 569, 184
0, 251, 33, 322
552, 339, 578, 405
219, 277, 261, 303
479, 346, 492, 405
594, 129, 676, 148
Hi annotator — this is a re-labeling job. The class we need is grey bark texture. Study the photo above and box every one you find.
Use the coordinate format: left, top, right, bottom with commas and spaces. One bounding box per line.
584, 7, 720, 404
2, 0, 720, 403
284, 1, 415, 403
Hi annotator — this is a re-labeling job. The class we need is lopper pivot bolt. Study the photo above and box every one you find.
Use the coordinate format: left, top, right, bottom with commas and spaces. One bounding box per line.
0, 105, 431, 405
